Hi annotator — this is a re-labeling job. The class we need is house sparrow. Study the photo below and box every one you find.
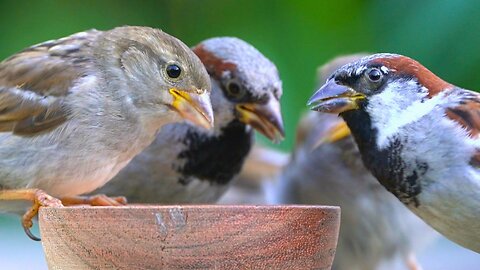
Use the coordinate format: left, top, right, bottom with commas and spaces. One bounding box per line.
308, 53, 480, 253
0, 26, 214, 240
97, 37, 284, 204
259, 55, 435, 270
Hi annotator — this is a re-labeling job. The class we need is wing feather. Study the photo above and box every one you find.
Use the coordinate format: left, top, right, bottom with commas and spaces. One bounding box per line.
0, 29, 101, 135
446, 90, 480, 167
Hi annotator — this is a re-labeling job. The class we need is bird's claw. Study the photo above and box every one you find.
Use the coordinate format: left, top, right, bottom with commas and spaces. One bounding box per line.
23, 226, 41, 241
21, 192, 126, 241
22, 189, 63, 241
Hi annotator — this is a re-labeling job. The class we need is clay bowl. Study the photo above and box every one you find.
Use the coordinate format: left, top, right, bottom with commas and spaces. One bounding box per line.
39, 205, 340, 270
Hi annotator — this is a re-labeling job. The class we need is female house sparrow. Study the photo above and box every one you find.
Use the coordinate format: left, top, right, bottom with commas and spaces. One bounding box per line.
308, 53, 480, 253
0, 26, 214, 239
97, 37, 284, 203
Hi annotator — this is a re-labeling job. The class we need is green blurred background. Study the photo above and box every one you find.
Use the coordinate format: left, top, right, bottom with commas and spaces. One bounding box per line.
1, 0, 480, 151
1, 0, 480, 269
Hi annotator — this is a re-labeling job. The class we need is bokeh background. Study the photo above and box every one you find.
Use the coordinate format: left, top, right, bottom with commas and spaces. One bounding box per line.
0, 0, 479, 269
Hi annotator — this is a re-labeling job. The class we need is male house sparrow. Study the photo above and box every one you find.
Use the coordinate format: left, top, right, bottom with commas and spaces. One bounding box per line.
262, 55, 435, 270
98, 37, 284, 203
308, 53, 480, 253
0, 26, 214, 239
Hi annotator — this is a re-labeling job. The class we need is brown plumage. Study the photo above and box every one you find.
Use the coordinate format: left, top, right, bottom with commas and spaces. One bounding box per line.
373, 56, 452, 96
0, 31, 99, 134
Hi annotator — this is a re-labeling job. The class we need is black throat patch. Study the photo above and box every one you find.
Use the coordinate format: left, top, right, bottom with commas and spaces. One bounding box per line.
341, 107, 425, 207
177, 120, 253, 185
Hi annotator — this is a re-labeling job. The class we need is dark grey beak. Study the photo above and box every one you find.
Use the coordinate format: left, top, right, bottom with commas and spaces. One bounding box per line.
307, 80, 365, 114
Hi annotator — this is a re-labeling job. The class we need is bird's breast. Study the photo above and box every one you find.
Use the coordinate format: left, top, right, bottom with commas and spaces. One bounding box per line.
176, 120, 253, 185
342, 105, 480, 208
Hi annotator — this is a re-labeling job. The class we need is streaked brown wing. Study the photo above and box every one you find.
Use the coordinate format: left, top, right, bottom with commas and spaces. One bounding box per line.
0, 29, 101, 135
446, 89, 480, 167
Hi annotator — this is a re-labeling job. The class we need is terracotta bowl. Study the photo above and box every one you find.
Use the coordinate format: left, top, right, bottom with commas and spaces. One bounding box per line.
39, 205, 340, 270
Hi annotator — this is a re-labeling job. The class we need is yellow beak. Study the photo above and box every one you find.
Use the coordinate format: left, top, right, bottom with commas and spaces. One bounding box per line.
236, 98, 285, 143
169, 88, 214, 130
312, 120, 351, 150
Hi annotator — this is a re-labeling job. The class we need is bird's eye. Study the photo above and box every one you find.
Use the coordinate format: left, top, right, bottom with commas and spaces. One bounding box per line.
226, 81, 245, 99
166, 64, 181, 79
366, 68, 382, 82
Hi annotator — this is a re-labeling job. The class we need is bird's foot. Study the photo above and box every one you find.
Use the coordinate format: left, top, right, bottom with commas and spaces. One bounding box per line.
0, 189, 63, 241
406, 252, 423, 270
60, 194, 127, 206
23, 190, 63, 241
0, 190, 125, 241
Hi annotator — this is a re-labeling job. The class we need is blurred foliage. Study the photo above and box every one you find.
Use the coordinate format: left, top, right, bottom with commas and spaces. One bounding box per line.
0, 0, 479, 151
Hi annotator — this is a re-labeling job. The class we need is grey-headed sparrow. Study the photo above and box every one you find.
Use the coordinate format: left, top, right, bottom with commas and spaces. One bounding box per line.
0, 26, 213, 240
309, 53, 480, 253
97, 37, 284, 203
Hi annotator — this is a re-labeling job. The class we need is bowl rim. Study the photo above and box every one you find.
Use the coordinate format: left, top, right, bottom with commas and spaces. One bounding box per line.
39, 204, 340, 211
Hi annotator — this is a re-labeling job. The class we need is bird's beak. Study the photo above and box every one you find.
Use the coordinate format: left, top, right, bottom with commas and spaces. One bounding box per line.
312, 121, 351, 150
169, 88, 214, 130
307, 80, 366, 113
236, 98, 285, 143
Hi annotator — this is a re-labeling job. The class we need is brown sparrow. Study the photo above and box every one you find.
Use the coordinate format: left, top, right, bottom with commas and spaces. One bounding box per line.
97, 37, 284, 204
309, 53, 480, 253
0, 26, 214, 240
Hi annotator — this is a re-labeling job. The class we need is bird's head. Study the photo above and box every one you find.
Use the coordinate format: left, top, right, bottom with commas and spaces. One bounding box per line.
308, 53, 452, 115
193, 37, 284, 142
100, 26, 214, 130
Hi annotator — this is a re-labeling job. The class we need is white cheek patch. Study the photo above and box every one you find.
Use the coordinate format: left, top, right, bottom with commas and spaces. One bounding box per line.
380, 66, 390, 74
367, 80, 452, 148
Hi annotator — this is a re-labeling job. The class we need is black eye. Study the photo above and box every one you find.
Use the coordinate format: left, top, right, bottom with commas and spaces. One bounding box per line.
166, 64, 181, 78
367, 68, 382, 82
226, 81, 245, 99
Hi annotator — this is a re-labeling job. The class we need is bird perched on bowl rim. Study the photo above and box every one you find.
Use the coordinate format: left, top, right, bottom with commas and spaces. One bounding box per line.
0, 26, 214, 240
308, 53, 480, 253
97, 37, 284, 204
